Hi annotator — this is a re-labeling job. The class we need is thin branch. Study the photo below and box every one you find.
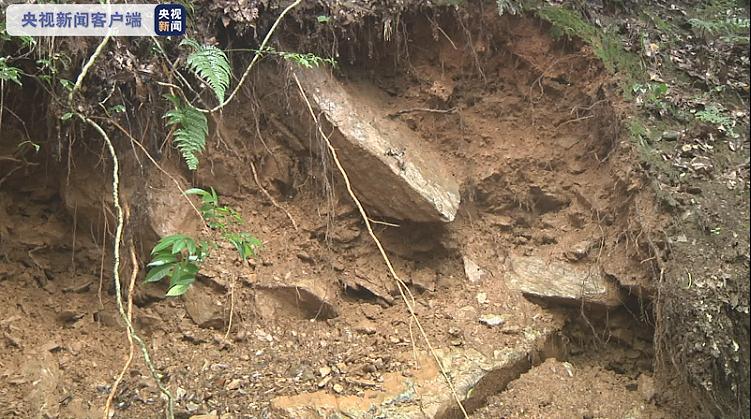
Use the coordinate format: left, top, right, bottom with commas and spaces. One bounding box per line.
388, 107, 457, 118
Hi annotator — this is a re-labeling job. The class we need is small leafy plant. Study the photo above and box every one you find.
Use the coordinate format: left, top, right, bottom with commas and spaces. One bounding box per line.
0, 58, 22, 86
145, 234, 207, 296
695, 104, 738, 138
164, 94, 208, 171
145, 188, 261, 296
180, 38, 231, 102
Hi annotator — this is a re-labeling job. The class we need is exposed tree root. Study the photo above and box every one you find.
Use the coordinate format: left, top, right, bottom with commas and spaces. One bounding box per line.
81, 116, 175, 419
103, 239, 138, 418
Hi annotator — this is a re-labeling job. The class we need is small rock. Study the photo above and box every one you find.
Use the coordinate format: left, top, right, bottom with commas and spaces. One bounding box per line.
317, 376, 331, 388
455, 305, 478, 322
450, 338, 463, 346
487, 214, 514, 230
183, 282, 225, 329
94, 310, 121, 328
336, 362, 347, 373
662, 130, 681, 141
234, 329, 247, 342
501, 324, 521, 335
360, 304, 382, 320
479, 314, 505, 327
68, 341, 83, 354
561, 362, 574, 377
563, 240, 592, 262
476, 292, 488, 305
296, 251, 314, 263
332, 383, 344, 394
673, 234, 688, 243
254, 329, 274, 343
185, 401, 200, 413
58, 310, 85, 325
319, 366, 331, 377
354, 320, 377, 335
226, 379, 242, 390
410, 269, 436, 292
448, 327, 462, 337
637, 373, 656, 402
41, 341, 63, 353
256, 278, 338, 319
388, 335, 401, 344
3, 332, 21, 348
463, 257, 487, 283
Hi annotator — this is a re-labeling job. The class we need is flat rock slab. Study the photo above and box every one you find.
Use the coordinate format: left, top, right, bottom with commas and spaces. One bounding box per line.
255, 277, 339, 320
270, 324, 559, 418
287, 65, 460, 222
504, 256, 623, 307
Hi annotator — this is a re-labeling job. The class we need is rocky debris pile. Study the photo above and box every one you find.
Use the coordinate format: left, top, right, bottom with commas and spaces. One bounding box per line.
269, 323, 561, 418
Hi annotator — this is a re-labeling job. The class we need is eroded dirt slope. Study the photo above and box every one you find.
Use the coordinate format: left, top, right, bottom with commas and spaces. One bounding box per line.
0, 9, 674, 419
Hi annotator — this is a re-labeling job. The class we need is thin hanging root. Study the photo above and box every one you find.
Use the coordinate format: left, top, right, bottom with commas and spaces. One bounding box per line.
223, 276, 236, 341
292, 73, 470, 419
249, 160, 298, 230
103, 240, 138, 418
81, 116, 175, 419
101, 118, 204, 222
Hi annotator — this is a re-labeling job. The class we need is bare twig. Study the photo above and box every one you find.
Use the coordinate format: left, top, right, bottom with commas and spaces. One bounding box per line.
555, 114, 594, 128
292, 73, 469, 419
388, 107, 457, 118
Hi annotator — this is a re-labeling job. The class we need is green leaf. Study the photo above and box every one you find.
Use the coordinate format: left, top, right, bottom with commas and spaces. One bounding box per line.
0, 58, 22, 86
109, 104, 126, 114
166, 283, 191, 297
317, 15, 331, 23
60, 79, 74, 91
147, 253, 178, 267
144, 264, 173, 283
180, 38, 232, 102
61, 112, 75, 121
172, 238, 189, 254
169, 262, 198, 287
164, 99, 208, 170
184, 187, 209, 196
151, 234, 189, 254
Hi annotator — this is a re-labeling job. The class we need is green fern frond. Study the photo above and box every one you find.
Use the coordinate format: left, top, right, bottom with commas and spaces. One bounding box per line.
164, 95, 208, 170
181, 38, 231, 102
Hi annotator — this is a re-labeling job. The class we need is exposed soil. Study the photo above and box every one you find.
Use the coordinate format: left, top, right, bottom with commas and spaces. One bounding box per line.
474, 358, 666, 419
0, 5, 723, 419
